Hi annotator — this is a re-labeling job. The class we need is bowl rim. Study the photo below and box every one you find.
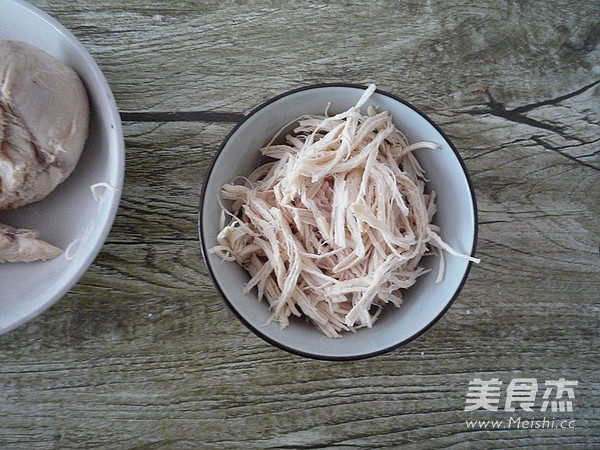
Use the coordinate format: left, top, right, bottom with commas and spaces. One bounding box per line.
0, 0, 125, 335
198, 82, 478, 361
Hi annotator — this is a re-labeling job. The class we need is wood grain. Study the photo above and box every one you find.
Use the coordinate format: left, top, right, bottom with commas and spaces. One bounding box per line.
1, 0, 599, 448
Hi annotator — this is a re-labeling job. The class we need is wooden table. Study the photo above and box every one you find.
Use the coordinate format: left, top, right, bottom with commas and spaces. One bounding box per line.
2, 0, 599, 448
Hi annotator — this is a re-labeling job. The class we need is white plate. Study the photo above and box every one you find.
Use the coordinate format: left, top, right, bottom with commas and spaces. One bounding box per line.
0, 0, 125, 334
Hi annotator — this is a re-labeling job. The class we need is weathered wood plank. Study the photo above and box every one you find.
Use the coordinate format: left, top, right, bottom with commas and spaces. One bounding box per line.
29, 0, 600, 114
2, 119, 598, 447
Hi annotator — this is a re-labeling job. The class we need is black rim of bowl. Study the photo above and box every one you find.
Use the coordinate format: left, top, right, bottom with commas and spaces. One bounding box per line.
198, 83, 478, 361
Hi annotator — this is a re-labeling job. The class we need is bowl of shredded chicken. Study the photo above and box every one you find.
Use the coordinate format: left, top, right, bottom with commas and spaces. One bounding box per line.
0, 0, 124, 334
199, 83, 478, 360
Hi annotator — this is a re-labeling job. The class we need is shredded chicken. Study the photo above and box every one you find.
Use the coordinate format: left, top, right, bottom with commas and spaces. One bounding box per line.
210, 84, 479, 337
90, 182, 119, 204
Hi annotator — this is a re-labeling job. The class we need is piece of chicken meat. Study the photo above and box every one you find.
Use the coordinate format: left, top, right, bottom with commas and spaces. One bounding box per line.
0, 40, 90, 263
0, 222, 62, 263
0, 40, 89, 209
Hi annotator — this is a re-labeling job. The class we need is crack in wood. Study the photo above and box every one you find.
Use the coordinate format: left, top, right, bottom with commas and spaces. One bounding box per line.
466, 79, 600, 133
464, 79, 600, 171
482, 92, 571, 137
531, 136, 600, 171
509, 79, 600, 114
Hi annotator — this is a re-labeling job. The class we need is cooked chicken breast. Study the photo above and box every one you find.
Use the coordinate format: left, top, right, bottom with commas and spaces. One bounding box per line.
0, 222, 62, 263
0, 40, 89, 210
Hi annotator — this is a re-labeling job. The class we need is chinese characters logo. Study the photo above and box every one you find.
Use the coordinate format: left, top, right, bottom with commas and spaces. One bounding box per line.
465, 378, 578, 412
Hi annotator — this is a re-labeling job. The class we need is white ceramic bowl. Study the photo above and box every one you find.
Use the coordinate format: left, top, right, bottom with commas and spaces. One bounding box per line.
199, 84, 477, 360
0, 0, 124, 334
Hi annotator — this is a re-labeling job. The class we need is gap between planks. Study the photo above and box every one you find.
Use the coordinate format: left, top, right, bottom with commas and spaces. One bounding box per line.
120, 110, 244, 123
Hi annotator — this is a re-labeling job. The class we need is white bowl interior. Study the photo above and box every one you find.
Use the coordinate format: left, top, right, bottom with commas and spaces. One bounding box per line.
0, 0, 124, 333
200, 85, 476, 359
